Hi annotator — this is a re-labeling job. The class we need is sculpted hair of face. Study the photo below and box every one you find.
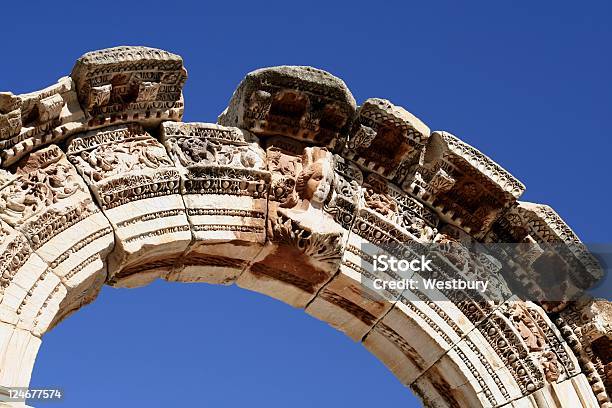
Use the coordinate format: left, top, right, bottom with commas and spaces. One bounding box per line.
294, 160, 330, 208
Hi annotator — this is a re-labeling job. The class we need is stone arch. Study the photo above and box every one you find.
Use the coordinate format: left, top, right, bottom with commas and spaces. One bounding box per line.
0, 46, 608, 408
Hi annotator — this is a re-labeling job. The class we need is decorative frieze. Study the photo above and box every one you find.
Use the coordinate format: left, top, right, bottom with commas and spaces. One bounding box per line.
66, 124, 190, 287
70, 46, 186, 128
404, 131, 525, 238
219, 66, 356, 149
343, 98, 430, 180
0, 145, 114, 330
161, 122, 270, 284
0, 48, 607, 408
0, 77, 85, 167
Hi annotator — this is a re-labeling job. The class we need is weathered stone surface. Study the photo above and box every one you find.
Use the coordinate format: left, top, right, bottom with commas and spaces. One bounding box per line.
71, 46, 186, 128
306, 172, 436, 340
0, 220, 63, 336
0, 146, 114, 326
507, 374, 601, 408
219, 66, 356, 149
556, 299, 611, 408
405, 131, 525, 238
0, 322, 40, 389
0, 47, 608, 408
408, 300, 586, 407
343, 98, 430, 180
0, 78, 85, 167
66, 124, 190, 287
161, 122, 270, 284
516, 202, 603, 311
237, 139, 344, 307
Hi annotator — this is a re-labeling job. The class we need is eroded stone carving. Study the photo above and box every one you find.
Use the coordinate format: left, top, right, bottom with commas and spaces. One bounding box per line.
557, 298, 611, 407
0, 48, 608, 408
71, 46, 186, 127
0, 145, 114, 330
161, 122, 270, 284
219, 66, 356, 149
343, 98, 430, 180
238, 141, 344, 307
405, 131, 525, 238
0, 78, 85, 167
517, 202, 603, 312
66, 124, 190, 287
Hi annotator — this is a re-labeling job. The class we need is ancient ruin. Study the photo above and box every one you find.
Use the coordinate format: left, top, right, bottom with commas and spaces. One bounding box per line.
0, 46, 609, 407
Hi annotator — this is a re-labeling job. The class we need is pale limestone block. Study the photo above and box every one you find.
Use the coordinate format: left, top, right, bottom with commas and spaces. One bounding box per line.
238, 143, 343, 307
508, 376, 599, 408
306, 232, 411, 341
305, 269, 392, 341
459, 327, 524, 401
16, 272, 66, 336
363, 240, 497, 386
306, 167, 434, 340
66, 124, 191, 287
0, 306, 17, 328
218, 65, 356, 149
530, 377, 593, 408
0, 323, 40, 388
364, 295, 453, 385
0, 221, 48, 333
0, 264, 63, 335
0, 146, 113, 328
102, 195, 191, 287
571, 374, 601, 408
363, 322, 423, 385
363, 293, 453, 385
0, 77, 87, 167
161, 122, 270, 285
510, 395, 539, 408
434, 334, 519, 405
71, 46, 186, 128
411, 369, 484, 408
32, 201, 113, 315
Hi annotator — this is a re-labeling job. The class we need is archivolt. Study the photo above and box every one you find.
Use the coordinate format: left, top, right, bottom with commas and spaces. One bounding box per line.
0, 46, 608, 408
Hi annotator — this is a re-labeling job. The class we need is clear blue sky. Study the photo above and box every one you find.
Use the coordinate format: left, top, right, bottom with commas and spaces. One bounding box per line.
1, 1, 610, 407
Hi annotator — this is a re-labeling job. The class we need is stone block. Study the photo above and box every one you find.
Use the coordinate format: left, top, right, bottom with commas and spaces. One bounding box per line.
343, 98, 430, 180
404, 131, 525, 238
0, 77, 85, 167
237, 140, 343, 307
0, 146, 113, 324
219, 66, 356, 149
0, 322, 40, 388
66, 124, 190, 287
161, 122, 270, 284
71, 46, 186, 128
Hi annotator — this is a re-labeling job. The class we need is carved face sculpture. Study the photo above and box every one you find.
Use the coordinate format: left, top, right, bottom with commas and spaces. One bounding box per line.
295, 160, 331, 207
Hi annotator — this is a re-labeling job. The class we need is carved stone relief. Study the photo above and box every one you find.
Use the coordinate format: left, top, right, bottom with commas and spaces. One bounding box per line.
404, 131, 525, 238
0, 77, 85, 167
0, 145, 114, 330
71, 46, 187, 129
343, 98, 430, 180
0, 47, 608, 408
237, 140, 344, 307
219, 66, 356, 149
161, 122, 270, 284
517, 202, 603, 312
66, 124, 190, 287
557, 299, 611, 407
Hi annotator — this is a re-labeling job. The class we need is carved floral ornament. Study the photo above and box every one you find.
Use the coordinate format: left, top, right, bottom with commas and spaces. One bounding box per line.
0, 46, 607, 408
